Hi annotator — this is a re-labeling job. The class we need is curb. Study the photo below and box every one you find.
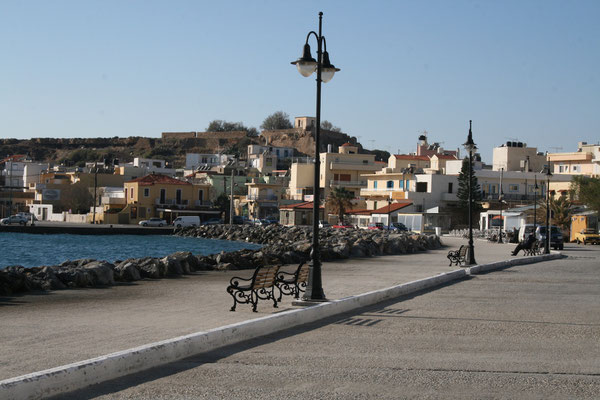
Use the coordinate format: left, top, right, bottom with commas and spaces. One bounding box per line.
466, 252, 562, 275
1, 253, 561, 400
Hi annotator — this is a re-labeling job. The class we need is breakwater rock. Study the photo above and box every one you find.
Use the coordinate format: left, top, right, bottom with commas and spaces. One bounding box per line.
0, 226, 440, 296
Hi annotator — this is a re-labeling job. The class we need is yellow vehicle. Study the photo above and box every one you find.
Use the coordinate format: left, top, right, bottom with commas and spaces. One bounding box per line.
572, 228, 600, 245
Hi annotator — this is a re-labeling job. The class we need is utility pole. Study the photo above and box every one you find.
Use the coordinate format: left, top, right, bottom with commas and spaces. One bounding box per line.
92, 162, 98, 224
229, 168, 234, 225
498, 168, 504, 243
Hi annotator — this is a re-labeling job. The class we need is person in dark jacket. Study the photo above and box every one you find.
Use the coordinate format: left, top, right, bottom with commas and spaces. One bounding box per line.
512, 232, 536, 256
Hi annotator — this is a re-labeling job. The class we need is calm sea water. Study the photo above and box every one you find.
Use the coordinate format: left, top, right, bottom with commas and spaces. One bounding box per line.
0, 233, 262, 269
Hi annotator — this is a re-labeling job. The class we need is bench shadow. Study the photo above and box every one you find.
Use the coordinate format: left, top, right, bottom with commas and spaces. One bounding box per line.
55, 279, 466, 400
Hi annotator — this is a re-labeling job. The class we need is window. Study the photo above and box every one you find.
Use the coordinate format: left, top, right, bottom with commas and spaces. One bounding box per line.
144, 188, 150, 197
160, 188, 166, 204
399, 180, 404, 190
386, 181, 394, 189
448, 182, 453, 193
416, 182, 427, 192
373, 181, 378, 189
509, 184, 519, 192
130, 188, 134, 199
405, 180, 410, 191
176, 189, 182, 204
198, 189, 204, 201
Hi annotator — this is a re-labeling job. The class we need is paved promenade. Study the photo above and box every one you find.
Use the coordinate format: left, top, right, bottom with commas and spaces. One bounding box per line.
67, 242, 600, 399
3, 238, 599, 399
2, 236, 506, 380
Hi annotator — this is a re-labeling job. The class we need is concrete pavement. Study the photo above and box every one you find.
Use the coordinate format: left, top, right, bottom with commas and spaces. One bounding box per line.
63, 242, 600, 399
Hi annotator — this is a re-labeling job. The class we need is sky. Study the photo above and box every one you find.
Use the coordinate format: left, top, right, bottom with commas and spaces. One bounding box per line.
1, 0, 599, 163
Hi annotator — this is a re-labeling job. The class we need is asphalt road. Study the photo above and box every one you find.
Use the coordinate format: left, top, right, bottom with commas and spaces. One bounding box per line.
59, 244, 600, 400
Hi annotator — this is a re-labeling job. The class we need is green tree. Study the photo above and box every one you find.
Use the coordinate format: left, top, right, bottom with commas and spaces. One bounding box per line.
60, 182, 93, 214
206, 120, 258, 137
260, 111, 293, 131
456, 157, 482, 224
570, 176, 600, 214
539, 195, 573, 237
214, 193, 230, 221
325, 187, 354, 224
320, 120, 341, 132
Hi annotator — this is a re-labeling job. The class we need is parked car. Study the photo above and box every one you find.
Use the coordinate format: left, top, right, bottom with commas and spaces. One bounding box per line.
387, 222, 408, 232
367, 222, 384, 230
518, 224, 537, 242
572, 228, 600, 245
138, 218, 167, 227
535, 225, 564, 250
1, 215, 29, 225
16, 212, 38, 222
172, 216, 200, 228
202, 218, 223, 225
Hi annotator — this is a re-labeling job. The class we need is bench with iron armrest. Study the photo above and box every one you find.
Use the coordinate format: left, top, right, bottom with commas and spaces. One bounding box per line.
227, 265, 280, 312
447, 245, 468, 266
276, 261, 309, 301
523, 240, 543, 256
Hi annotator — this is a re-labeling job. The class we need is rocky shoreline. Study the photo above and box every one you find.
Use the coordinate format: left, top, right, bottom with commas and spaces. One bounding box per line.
0, 225, 441, 296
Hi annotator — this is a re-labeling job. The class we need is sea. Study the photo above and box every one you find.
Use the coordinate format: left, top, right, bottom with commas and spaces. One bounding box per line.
0, 232, 262, 269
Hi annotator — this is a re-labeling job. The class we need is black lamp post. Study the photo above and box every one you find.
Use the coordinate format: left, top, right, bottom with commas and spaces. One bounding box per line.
544, 165, 553, 254
463, 120, 477, 265
533, 175, 538, 233
498, 168, 504, 243
291, 11, 339, 301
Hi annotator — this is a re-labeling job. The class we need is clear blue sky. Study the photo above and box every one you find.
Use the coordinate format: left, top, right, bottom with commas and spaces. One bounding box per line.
1, 0, 598, 163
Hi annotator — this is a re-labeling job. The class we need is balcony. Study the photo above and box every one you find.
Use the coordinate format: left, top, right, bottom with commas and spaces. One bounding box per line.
246, 194, 278, 202
329, 160, 381, 171
155, 198, 189, 208
329, 180, 367, 188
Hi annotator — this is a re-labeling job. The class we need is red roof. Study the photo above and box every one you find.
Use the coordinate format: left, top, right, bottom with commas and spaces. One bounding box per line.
346, 208, 372, 215
1, 154, 28, 163
371, 201, 413, 214
432, 154, 458, 160
341, 142, 355, 147
280, 201, 324, 210
127, 174, 191, 186
394, 154, 429, 161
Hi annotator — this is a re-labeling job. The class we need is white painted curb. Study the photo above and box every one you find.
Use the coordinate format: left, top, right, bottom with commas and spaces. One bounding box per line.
3, 251, 563, 400
467, 252, 562, 275
0, 269, 466, 400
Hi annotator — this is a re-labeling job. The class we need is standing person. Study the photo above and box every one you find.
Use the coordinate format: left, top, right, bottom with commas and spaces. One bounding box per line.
512, 232, 536, 256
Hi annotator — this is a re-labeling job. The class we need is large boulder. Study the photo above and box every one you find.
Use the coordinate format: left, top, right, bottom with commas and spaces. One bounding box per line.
82, 261, 115, 286
114, 260, 142, 282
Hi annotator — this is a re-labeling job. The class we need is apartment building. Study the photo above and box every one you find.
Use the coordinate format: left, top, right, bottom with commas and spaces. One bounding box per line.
492, 141, 546, 172
547, 141, 600, 177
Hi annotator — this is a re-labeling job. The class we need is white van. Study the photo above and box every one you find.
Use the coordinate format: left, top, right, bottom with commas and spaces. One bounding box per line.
518, 224, 537, 242
172, 216, 200, 228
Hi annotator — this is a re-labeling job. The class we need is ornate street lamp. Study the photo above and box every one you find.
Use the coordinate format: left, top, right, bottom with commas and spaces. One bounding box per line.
291, 12, 340, 301
544, 165, 553, 254
463, 120, 477, 265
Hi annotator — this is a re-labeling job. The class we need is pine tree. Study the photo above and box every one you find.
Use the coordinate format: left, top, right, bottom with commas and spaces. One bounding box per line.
456, 157, 482, 224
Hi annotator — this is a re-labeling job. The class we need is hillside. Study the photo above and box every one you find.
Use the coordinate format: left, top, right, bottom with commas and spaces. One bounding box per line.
0, 129, 388, 167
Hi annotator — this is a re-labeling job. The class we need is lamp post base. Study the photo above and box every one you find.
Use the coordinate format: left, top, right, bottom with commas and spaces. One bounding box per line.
292, 298, 330, 307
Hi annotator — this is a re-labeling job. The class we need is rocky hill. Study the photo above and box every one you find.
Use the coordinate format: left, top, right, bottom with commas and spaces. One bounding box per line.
0, 129, 388, 167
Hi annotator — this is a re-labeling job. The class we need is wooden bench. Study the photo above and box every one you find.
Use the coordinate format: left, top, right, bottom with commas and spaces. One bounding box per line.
226, 265, 280, 312
276, 261, 309, 301
447, 245, 468, 266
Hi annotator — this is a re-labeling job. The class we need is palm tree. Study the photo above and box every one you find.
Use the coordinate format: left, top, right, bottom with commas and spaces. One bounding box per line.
539, 195, 573, 238
325, 187, 354, 224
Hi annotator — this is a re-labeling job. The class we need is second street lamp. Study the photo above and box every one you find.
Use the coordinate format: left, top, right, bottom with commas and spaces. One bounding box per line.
463, 120, 477, 265
544, 165, 553, 254
291, 12, 339, 301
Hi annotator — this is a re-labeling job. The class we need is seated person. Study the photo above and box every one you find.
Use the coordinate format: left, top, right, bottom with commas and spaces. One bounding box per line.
512, 232, 536, 256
